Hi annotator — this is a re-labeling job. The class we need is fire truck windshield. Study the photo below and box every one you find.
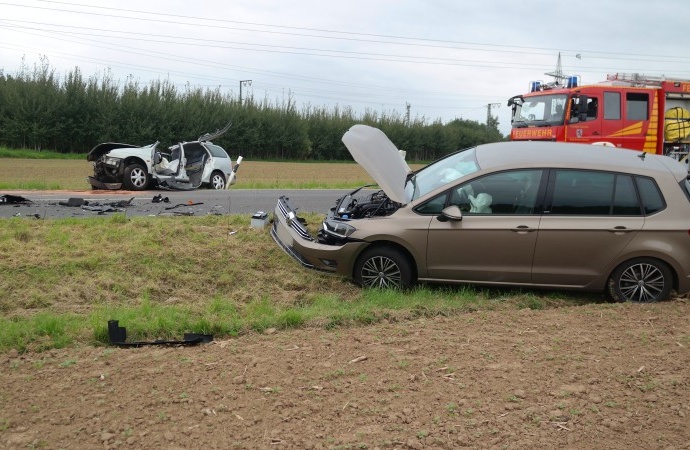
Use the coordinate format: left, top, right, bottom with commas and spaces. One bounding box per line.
511, 93, 568, 127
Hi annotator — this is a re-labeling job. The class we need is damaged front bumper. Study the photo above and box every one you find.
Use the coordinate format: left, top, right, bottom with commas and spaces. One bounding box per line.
270, 196, 366, 275
87, 176, 123, 190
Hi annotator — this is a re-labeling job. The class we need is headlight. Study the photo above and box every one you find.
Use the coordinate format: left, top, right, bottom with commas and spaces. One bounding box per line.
322, 220, 356, 238
103, 156, 122, 167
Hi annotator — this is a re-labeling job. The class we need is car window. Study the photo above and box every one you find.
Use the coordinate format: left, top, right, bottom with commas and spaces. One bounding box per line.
414, 192, 448, 215
636, 176, 665, 215
682, 179, 690, 202
612, 174, 641, 215
205, 143, 229, 158
449, 169, 543, 215
408, 148, 479, 201
548, 170, 661, 216
550, 170, 614, 215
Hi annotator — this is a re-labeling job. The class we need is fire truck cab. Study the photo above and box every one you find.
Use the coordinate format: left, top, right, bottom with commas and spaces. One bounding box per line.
508, 73, 690, 168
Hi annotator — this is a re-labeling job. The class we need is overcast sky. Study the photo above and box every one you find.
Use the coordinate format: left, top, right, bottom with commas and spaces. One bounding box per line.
2, 0, 689, 137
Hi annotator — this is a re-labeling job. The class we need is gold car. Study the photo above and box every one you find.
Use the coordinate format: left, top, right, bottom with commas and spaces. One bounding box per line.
272, 125, 690, 302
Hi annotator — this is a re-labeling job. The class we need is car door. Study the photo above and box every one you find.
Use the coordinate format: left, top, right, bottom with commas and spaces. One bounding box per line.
180, 142, 208, 188
424, 169, 544, 283
531, 169, 644, 287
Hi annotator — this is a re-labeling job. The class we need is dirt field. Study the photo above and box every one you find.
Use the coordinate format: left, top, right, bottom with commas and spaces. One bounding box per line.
2, 300, 689, 449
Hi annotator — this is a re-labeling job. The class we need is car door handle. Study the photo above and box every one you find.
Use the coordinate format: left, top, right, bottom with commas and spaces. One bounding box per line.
608, 226, 632, 233
511, 225, 536, 233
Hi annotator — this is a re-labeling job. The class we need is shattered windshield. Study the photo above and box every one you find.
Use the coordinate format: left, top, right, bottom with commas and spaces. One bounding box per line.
406, 148, 479, 201
512, 94, 568, 127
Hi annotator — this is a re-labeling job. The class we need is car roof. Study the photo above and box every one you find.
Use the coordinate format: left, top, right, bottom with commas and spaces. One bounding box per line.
474, 141, 680, 178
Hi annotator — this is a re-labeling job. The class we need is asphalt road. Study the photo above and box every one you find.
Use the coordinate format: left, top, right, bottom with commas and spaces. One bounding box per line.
0, 188, 364, 219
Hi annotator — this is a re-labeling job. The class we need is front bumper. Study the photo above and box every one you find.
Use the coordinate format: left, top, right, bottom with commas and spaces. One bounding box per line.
87, 176, 122, 190
270, 196, 366, 276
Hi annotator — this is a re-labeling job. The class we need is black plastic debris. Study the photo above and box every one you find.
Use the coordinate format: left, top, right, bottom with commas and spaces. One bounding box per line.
59, 197, 85, 207
152, 194, 169, 203
108, 197, 135, 208
165, 202, 204, 210
108, 320, 213, 347
1, 194, 32, 205
82, 205, 120, 213
59, 197, 134, 209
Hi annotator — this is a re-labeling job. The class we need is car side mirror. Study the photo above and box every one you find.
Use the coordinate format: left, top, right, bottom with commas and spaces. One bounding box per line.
438, 205, 463, 222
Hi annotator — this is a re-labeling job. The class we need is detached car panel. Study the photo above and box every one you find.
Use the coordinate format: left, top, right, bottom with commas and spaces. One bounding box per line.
271, 124, 690, 302
87, 123, 236, 191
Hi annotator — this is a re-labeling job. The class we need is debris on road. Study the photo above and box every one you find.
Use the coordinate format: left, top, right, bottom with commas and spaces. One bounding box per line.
0, 194, 32, 205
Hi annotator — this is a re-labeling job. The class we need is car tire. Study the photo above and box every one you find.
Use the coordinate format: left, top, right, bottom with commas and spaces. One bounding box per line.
607, 258, 673, 303
208, 171, 226, 190
354, 246, 414, 289
122, 163, 149, 191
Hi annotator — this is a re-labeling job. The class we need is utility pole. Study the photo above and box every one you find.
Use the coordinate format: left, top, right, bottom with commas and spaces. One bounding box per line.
544, 52, 565, 84
486, 102, 500, 125
239, 80, 252, 105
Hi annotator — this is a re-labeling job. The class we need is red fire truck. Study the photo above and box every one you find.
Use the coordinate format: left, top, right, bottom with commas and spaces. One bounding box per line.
507, 73, 690, 166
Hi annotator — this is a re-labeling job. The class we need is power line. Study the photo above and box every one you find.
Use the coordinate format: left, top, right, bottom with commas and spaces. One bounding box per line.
2, 1, 689, 63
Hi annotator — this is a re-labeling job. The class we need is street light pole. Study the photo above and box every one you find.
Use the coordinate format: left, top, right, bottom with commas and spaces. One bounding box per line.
239, 80, 252, 105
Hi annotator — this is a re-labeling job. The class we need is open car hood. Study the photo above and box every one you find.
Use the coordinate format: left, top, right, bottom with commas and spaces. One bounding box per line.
341, 125, 411, 204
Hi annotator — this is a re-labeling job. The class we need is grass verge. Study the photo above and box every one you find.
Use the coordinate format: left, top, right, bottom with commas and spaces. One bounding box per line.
0, 213, 604, 353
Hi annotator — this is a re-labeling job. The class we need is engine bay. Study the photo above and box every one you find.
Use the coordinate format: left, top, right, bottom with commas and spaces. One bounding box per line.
317, 187, 401, 245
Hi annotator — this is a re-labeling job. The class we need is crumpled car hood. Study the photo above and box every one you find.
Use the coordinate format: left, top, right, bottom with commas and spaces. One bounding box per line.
341, 124, 411, 204
86, 142, 139, 161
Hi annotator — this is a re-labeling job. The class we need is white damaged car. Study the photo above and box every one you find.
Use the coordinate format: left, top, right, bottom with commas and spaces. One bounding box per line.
86, 122, 237, 191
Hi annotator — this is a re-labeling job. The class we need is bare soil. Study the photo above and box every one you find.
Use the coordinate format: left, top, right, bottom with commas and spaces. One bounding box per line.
2, 301, 689, 449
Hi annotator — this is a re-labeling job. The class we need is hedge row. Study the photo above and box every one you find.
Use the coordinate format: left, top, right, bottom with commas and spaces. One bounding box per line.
0, 60, 504, 161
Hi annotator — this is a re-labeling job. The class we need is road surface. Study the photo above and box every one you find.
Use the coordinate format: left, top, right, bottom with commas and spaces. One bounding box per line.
0, 188, 365, 219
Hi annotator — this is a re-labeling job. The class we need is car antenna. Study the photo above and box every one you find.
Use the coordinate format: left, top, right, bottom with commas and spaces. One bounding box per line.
637, 152, 646, 161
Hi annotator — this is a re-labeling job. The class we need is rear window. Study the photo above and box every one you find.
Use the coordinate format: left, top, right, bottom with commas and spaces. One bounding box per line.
205, 144, 229, 158
682, 179, 690, 201
548, 170, 664, 216
636, 177, 665, 215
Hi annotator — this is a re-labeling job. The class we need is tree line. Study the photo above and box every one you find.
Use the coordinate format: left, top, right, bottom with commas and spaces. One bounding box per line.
0, 60, 504, 161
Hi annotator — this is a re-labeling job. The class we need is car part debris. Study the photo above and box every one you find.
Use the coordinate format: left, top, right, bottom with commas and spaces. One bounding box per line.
58, 197, 134, 209
250, 211, 269, 228
59, 198, 85, 207
164, 202, 204, 210
82, 205, 122, 213
108, 197, 135, 208
107, 320, 213, 347
226, 156, 243, 189
1, 194, 32, 205
152, 194, 170, 203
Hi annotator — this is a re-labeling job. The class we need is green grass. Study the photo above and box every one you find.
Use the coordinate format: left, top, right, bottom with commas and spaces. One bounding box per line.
0, 152, 609, 353
0, 147, 85, 159
0, 212, 604, 353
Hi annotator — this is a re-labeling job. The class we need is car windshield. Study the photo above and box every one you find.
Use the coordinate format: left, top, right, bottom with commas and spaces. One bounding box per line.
406, 148, 479, 201
512, 93, 568, 127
